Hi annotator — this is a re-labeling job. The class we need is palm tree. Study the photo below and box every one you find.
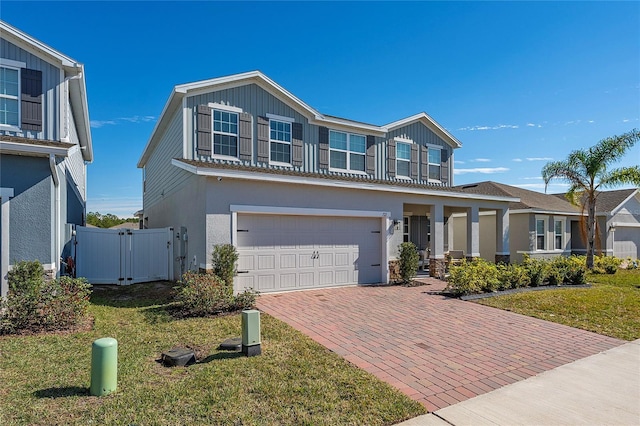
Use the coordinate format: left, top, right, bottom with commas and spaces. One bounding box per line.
542, 129, 640, 269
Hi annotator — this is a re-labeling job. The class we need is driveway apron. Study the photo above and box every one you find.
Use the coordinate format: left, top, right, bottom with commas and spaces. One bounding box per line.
257, 282, 624, 412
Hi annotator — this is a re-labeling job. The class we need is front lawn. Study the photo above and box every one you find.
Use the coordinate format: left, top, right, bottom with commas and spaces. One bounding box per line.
0, 283, 425, 425
477, 269, 640, 341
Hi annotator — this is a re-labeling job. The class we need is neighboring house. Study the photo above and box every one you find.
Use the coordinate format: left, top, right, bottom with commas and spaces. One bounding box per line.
558, 188, 640, 260
452, 182, 581, 263
138, 71, 517, 293
0, 21, 92, 297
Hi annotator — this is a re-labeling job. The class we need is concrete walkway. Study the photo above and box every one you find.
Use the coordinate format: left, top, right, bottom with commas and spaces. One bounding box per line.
257, 279, 623, 412
399, 339, 640, 425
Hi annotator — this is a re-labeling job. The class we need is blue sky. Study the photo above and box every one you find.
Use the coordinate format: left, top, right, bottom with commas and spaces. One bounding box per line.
3, 1, 639, 217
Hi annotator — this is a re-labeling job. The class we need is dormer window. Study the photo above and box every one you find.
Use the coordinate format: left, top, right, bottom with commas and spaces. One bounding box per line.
329, 130, 366, 172
213, 109, 238, 157
428, 147, 441, 181
269, 115, 293, 165
0, 65, 20, 128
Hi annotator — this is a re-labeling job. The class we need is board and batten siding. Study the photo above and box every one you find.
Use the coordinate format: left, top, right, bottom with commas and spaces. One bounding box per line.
63, 102, 86, 200
387, 122, 452, 185
0, 37, 61, 141
185, 83, 319, 172
144, 108, 190, 209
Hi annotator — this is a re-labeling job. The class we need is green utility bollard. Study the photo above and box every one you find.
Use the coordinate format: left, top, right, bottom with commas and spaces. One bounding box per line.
241, 310, 261, 357
90, 337, 118, 396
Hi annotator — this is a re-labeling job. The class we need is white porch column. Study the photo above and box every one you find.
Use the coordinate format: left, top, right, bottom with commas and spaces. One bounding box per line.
496, 207, 510, 263
429, 203, 445, 259
1, 188, 14, 299
466, 205, 480, 258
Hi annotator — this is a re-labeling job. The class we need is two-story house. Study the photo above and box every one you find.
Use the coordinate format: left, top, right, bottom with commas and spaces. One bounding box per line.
138, 71, 517, 293
0, 21, 92, 297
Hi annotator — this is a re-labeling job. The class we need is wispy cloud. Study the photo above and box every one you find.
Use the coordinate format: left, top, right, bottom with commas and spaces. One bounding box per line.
512, 158, 523, 162
520, 176, 542, 180
526, 157, 553, 161
470, 158, 491, 163
454, 167, 509, 175
526, 123, 542, 128
457, 124, 519, 131
454, 160, 465, 164
87, 197, 142, 218
90, 115, 157, 129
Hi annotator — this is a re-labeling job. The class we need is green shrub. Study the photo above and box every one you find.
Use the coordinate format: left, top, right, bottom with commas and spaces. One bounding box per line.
522, 254, 547, 287
561, 256, 588, 285
1, 261, 91, 334
176, 271, 258, 317
212, 244, 239, 288
446, 258, 500, 296
593, 255, 622, 274
398, 242, 419, 283
497, 263, 529, 290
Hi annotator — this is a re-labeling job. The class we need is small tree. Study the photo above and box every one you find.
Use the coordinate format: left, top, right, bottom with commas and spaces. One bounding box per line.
398, 242, 419, 283
212, 244, 239, 290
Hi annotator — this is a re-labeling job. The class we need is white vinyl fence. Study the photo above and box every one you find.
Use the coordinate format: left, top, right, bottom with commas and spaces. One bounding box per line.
75, 226, 173, 284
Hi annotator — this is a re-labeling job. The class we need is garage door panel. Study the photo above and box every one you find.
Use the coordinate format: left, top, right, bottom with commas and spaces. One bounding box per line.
236, 214, 382, 293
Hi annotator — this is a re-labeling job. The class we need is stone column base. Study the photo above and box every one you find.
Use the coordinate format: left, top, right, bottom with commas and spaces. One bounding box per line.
429, 258, 447, 280
495, 254, 510, 264
388, 260, 401, 283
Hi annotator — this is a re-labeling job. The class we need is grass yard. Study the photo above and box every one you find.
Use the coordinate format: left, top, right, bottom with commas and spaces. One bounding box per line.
477, 269, 640, 341
0, 283, 425, 425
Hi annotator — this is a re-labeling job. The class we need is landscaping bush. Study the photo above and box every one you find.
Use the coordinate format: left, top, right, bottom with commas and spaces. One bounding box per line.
175, 271, 258, 317
398, 242, 419, 283
446, 258, 500, 296
522, 254, 547, 287
560, 256, 588, 285
593, 255, 622, 274
496, 263, 529, 290
211, 244, 239, 287
1, 260, 91, 334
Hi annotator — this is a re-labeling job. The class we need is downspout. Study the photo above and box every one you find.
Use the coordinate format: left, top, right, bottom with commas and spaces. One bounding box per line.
60, 73, 83, 143
50, 154, 60, 276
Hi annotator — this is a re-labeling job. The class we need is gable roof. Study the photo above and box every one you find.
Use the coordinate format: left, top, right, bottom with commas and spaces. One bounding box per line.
0, 20, 93, 162
456, 181, 581, 213
553, 188, 639, 216
138, 71, 461, 167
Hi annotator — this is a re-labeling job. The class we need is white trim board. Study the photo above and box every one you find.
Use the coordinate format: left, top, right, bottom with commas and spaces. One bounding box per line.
231, 204, 390, 218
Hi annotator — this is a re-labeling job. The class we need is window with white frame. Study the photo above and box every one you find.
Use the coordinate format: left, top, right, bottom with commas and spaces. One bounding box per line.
396, 142, 411, 177
213, 109, 238, 157
536, 219, 546, 250
270, 119, 291, 164
403, 216, 410, 243
329, 130, 366, 172
428, 148, 441, 180
0, 66, 20, 127
555, 220, 563, 250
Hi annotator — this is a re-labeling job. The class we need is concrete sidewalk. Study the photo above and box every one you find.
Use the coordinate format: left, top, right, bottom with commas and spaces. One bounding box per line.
398, 339, 640, 425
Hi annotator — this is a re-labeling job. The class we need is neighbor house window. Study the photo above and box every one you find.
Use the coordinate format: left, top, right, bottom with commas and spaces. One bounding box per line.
403, 216, 410, 243
428, 148, 441, 180
396, 142, 411, 177
213, 109, 238, 157
270, 119, 291, 164
329, 130, 366, 172
555, 220, 563, 250
0, 66, 19, 127
536, 219, 546, 250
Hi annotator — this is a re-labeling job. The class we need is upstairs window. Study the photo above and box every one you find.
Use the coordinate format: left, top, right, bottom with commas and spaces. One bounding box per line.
536, 219, 546, 250
555, 220, 563, 250
428, 148, 441, 180
213, 109, 238, 157
0, 66, 19, 127
329, 130, 366, 172
270, 119, 291, 164
396, 142, 411, 177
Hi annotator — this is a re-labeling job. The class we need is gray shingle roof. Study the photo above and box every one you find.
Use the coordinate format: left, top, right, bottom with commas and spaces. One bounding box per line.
456, 181, 581, 213
552, 188, 639, 215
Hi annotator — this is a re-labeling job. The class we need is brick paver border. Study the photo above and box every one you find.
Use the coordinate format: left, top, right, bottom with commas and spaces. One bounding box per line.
257, 281, 623, 411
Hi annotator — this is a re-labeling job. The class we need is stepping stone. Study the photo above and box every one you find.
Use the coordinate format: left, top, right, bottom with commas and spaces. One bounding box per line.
219, 337, 242, 351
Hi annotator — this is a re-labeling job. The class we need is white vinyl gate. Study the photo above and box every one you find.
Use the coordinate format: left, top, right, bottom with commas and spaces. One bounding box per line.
75, 226, 173, 285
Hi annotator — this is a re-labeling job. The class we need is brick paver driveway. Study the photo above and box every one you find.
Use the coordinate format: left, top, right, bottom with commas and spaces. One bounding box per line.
257, 280, 624, 411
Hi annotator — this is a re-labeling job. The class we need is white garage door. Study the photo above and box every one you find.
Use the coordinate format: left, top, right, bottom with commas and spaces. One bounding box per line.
614, 227, 639, 259
236, 214, 382, 293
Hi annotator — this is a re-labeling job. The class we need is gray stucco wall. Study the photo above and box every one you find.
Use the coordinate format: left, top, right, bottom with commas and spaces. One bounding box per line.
0, 37, 61, 141
0, 154, 52, 264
